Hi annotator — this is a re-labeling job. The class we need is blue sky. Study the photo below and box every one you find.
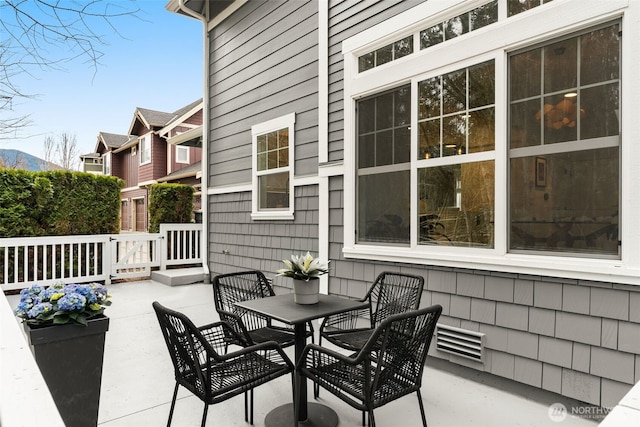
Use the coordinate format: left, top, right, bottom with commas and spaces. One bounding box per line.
2, 1, 203, 162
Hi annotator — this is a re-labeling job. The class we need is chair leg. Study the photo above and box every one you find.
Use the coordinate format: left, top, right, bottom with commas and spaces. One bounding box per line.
201, 402, 209, 427
416, 389, 427, 427
244, 391, 248, 422
167, 382, 179, 427
368, 410, 376, 427
250, 388, 254, 425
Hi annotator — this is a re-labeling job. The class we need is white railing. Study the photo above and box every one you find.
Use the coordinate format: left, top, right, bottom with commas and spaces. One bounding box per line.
0, 224, 202, 291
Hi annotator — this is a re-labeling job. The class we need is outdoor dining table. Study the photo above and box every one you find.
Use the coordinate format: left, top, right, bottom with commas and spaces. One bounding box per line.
235, 293, 369, 426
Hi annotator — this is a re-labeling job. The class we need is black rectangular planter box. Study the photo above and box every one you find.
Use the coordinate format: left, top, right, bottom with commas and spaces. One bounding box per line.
25, 315, 109, 427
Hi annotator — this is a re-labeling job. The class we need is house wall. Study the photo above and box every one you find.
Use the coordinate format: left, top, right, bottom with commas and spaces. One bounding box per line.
204, 0, 640, 410
139, 133, 167, 183
115, 148, 139, 188
327, 0, 415, 162
208, 0, 319, 188
209, 185, 319, 286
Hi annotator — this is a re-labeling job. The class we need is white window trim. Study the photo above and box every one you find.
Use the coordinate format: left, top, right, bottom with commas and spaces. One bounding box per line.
139, 133, 152, 166
103, 152, 111, 175
176, 145, 189, 164
342, 0, 640, 285
251, 113, 295, 220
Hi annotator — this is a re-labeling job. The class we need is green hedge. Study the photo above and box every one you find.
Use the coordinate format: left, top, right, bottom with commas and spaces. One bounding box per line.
148, 183, 194, 233
0, 169, 123, 237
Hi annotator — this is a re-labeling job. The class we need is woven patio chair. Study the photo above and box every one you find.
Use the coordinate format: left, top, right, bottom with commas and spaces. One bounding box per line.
318, 272, 424, 351
212, 270, 314, 349
316, 271, 424, 397
152, 302, 294, 427
298, 304, 442, 427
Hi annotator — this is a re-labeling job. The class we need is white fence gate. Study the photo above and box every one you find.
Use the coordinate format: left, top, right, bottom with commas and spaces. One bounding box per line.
0, 224, 202, 291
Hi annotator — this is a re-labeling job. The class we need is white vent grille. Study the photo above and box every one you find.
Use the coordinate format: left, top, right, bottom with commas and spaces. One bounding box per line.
435, 324, 485, 362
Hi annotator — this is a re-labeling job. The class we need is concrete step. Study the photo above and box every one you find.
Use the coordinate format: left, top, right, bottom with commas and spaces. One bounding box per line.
151, 267, 208, 286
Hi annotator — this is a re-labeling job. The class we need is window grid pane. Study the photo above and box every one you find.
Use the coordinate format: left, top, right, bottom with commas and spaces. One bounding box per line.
418, 60, 495, 160
508, 22, 620, 257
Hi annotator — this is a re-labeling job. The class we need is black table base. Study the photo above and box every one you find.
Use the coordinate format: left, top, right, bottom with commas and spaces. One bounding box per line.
264, 402, 338, 427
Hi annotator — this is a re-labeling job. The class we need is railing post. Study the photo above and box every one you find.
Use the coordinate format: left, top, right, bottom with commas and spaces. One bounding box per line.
159, 224, 167, 271
104, 237, 112, 286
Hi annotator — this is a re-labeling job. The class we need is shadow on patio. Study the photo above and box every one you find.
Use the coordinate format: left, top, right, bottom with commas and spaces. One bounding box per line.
8, 279, 601, 426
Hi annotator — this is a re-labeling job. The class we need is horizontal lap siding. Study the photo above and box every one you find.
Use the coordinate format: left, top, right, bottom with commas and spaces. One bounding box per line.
209, 0, 319, 187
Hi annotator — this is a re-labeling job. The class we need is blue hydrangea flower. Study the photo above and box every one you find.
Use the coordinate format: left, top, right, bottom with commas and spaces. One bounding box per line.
57, 292, 87, 311
27, 302, 53, 318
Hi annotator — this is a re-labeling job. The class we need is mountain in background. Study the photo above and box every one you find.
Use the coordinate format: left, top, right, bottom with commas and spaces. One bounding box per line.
0, 149, 60, 171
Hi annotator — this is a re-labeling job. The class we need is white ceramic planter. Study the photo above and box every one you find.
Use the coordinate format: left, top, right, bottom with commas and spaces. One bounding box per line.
292, 278, 320, 304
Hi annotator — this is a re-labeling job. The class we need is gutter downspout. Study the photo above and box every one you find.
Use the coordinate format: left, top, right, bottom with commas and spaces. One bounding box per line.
177, 0, 210, 282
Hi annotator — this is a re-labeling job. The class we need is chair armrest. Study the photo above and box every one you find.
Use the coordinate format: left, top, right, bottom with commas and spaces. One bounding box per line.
221, 339, 294, 368
319, 305, 371, 333
297, 343, 365, 370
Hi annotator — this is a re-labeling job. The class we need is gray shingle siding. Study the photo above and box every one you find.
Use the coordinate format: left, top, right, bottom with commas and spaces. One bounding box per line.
209, 185, 320, 287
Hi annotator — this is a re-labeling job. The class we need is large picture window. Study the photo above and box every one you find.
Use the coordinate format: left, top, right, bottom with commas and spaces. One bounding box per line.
509, 22, 620, 256
343, 0, 633, 281
251, 113, 295, 220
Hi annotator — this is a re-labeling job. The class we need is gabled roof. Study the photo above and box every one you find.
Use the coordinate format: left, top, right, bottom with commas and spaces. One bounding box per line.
99, 132, 131, 149
127, 99, 202, 136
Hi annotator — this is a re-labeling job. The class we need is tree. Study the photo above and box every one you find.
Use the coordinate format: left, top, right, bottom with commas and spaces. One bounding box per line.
0, 0, 140, 140
44, 132, 80, 170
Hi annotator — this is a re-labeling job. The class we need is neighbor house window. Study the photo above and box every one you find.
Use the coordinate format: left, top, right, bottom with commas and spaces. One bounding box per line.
251, 113, 295, 220
103, 152, 111, 175
176, 145, 189, 164
140, 135, 151, 165
509, 22, 620, 256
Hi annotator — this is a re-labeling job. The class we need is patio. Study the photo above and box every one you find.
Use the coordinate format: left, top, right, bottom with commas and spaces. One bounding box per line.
8, 279, 603, 426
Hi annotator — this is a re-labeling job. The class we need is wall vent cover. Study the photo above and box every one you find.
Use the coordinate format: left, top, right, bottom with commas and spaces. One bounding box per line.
435, 324, 485, 362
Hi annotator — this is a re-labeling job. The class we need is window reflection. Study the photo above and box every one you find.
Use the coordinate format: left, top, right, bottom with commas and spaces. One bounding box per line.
509, 22, 620, 256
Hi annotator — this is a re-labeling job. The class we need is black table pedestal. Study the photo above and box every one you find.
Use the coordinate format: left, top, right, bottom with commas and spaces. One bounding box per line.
265, 402, 338, 427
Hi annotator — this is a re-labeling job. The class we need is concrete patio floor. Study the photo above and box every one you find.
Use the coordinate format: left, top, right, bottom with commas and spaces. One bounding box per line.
9, 279, 603, 426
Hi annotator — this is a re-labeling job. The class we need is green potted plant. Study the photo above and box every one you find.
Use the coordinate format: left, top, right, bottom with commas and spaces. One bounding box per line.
277, 252, 329, 304
14, 282, 112, 427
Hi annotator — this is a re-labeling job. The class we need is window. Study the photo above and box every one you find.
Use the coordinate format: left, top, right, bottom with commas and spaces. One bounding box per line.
420, 1, 498, 50
251, 113, 295, 220
509, 23, 620, 256
176, 145, 189, 163
417, 60, 496, 247
357, 86, 411, 243
140, 135, 151, 165
342, 0, 631, 282
103, 152, 111, 175
359, 36, 413, 72
507, 0, 553, 17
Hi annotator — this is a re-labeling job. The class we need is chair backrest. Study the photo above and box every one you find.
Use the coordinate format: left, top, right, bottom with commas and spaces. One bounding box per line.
212, 271, 275, 331
153, 301, 210, 400
368, 304, 442, 397
212, 270, 275, 311
368, 272, 425, 326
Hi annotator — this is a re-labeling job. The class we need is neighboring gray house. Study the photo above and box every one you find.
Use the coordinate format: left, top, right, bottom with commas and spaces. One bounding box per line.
169, 0, 640, 409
